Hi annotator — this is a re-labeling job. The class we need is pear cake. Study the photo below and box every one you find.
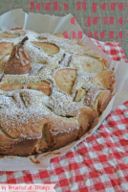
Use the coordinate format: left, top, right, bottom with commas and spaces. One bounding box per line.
0, 29, 115, 156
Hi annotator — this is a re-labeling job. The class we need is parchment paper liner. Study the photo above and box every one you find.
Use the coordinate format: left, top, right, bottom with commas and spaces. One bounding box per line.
0, 9, 127, 171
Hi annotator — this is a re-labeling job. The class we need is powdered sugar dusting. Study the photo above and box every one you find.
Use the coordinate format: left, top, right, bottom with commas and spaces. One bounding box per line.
0, 29, 113, 148
48, 90, 83, 117
84, 88, 102, 107
0, 89, 53, 139
75, 71, 96, 91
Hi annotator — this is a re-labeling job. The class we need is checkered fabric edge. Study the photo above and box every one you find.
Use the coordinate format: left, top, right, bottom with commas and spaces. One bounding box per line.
92, 38, 128, 62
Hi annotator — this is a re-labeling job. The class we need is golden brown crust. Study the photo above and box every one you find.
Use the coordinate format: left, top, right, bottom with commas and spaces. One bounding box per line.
0, 28, 25, 39
0, 32, 19, 39
43, 117, 79, 149
70, 55, 106, 73
0, 42, 14, 72
74, 88, 86, 102
93, 90, 112, 114
97, 90, 112, 113
27, 80, 52, 96
0, 42, 13, 58
54, 68, 77, 94
0, 76, 52, 96
42, 107, 97, 150
32, 41, 60, 56
94, 70, 115, 91
77, 107, 98, 137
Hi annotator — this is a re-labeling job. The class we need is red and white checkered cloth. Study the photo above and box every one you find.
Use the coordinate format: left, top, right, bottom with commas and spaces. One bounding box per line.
0, 41, 128, 192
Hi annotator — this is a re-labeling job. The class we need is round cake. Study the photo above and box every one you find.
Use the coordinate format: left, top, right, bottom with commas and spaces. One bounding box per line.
0, 29, 115, 156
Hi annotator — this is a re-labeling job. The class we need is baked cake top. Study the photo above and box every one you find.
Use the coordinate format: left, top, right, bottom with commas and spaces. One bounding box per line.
0, 29, 115, 156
